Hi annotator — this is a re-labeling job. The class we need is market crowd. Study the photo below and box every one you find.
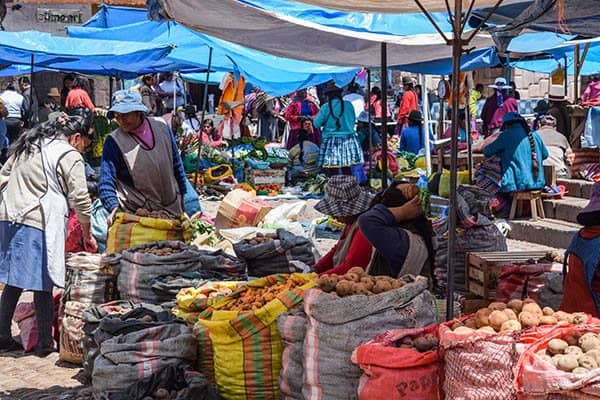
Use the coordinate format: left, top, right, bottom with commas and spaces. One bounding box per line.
0, 70, 600, 399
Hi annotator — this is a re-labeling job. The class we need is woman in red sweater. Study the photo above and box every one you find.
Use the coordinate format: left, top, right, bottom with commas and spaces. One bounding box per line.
312, 175, 374, 275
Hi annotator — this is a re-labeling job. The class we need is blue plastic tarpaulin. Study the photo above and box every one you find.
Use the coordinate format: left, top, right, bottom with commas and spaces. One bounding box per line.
83, 4, 147, 28
68, 19, 358, 95
391, 47, 500, 74
507, 32, 576, 53
0, 30, 173, 76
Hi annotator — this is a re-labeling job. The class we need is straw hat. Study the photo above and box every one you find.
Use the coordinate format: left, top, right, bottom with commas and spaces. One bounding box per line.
47, 87, 60, 98
402, 76, 415, 86
548, 84, 567, 101
314, 175, 374, 217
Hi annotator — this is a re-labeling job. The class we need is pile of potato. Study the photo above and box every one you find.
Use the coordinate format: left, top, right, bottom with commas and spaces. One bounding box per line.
135, 208, 175, 219
450, 299, 587, 334
221, 274, 308, 312
137, 244, 183, 256
536, 332, 600, 375
395, 333, 439, 353
246, 232, 278, 246
316, 267, 410, 297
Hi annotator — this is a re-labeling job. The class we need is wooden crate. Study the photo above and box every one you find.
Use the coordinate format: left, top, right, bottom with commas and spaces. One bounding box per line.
466, 251, 550, 300
245, 168, 286, 187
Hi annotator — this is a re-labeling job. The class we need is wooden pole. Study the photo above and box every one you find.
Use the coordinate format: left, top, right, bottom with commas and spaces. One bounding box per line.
194, 47, 213, 189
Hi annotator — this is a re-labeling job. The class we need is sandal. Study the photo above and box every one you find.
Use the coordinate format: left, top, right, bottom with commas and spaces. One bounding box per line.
0, 336, 23, 352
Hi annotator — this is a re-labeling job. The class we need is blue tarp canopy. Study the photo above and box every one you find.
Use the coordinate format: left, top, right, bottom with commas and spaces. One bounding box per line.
509, 36, 600, 76
507, 32, 576, 53
0, 30, 173, 77
391, 47, 500, 75
83, 4, 147, 28
68, 19, 358, 95
146, 0, 495, 67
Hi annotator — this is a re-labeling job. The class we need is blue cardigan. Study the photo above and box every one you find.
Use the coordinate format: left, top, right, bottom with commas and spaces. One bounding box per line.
483, 125, 549, 192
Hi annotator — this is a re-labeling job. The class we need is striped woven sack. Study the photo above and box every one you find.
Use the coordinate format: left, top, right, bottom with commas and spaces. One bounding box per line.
106, 212, 193, 254
193, 273, 316, 400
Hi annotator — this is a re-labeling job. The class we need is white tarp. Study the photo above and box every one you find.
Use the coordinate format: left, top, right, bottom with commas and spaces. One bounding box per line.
149, 0, 494, 67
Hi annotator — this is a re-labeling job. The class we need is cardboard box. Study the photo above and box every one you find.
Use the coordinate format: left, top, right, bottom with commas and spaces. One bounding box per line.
215, 189, 272, 230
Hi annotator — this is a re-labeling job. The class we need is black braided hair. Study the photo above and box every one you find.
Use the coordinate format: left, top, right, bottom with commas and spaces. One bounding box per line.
328, 92, 345, 130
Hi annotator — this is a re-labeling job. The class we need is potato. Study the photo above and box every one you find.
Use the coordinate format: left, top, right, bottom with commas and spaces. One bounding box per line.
344, 272, 361, 283
539, 316, 558, 325
488, 302, 507, 311
413, 335, 436, 352
489, 310, 509, 332
579, 333, 600, 353
565, 346, 584, 356
500, 320, 522, 333
585, 349, 600, 364
536, 353, 554, 365
451, 320, 464, 331
554, 311, 574, 324
557, 354, 579, 372
155, 388, 170, 399
572, 367, 590, 375
372, 280, 392, 294
464, 318, 478, 330
543, 307, 555, 316
573, 313, 588, 325
317, 276, 336, 292
335, 280, 353, 297
359, 277, 374, 291
347, 267, 366, 277
453, 326, 475, 334
522, 303, 543, 318
390, 280, 405, 289
564, 332, 582, 346
547, 339, 569, 355
578, 354, 598, 370
519, 311, 540, 328
507, 299, 523, 313
477, 326, 496, 334
552, 354, 563, 367
475, 308, 492, 328
353, 284, 371, 296
503, 308, 518, 321
523, 298, 537, 305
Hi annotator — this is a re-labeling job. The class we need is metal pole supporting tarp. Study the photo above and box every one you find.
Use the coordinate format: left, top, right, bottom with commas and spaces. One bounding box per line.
380, 43, 389, 189
29, 54, 34, 127
574, 44, 580, 101
420, 74, 432, 176
465, 76, 473, 184
564, 56, 568, 97
367, 68, 373, 177
445, 0, 463, 321
109, 76, 114, 107
194, 47, 213, 189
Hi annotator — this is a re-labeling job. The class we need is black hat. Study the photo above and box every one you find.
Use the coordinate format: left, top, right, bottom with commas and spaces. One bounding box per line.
534, 99, 549, 114
408, 110, 423, 122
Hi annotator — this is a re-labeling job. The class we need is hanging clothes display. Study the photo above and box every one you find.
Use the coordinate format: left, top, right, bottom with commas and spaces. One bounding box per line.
217, 72, 246, 139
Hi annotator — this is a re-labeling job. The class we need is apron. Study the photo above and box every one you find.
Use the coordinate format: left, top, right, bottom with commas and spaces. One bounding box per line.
111, 118, 183, 216
3, 139, 76, 288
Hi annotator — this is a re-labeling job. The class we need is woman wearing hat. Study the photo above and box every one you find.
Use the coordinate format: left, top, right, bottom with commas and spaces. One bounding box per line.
0, 115, 97, 355
284, 88, 320, 149
140, 74, 161, 116
399, 110, 433, 154
312, 176, 374, 275
396, 76, 419, 128
314, 82, 363, 176
561, 182, 600, 317
531, 99, 550, 131
99, 90, 187, 224
359, 182, 434, 278
481, 77, 517, 136
483, 112, 548, 194
548, 84, 570, 139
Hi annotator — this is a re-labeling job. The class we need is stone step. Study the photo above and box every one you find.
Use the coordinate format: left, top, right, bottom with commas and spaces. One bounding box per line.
508, 218, 580, 249
557, 178, 595, 199
542, 196, 588, 223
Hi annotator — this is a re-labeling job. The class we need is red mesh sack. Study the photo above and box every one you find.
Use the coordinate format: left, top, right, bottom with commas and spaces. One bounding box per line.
515, 323, 600, 399
352, 324, 441, 400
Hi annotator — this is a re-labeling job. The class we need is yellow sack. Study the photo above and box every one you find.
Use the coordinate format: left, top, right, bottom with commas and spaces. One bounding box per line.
439, 169, 470, 198
194, 273, 315, 400
106, 212, 193, 254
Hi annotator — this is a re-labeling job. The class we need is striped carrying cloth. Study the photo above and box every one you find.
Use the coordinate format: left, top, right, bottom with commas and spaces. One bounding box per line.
193, 273, 316, 400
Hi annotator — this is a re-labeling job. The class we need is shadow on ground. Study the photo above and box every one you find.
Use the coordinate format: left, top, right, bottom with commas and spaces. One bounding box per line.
0, 385, 92, 400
